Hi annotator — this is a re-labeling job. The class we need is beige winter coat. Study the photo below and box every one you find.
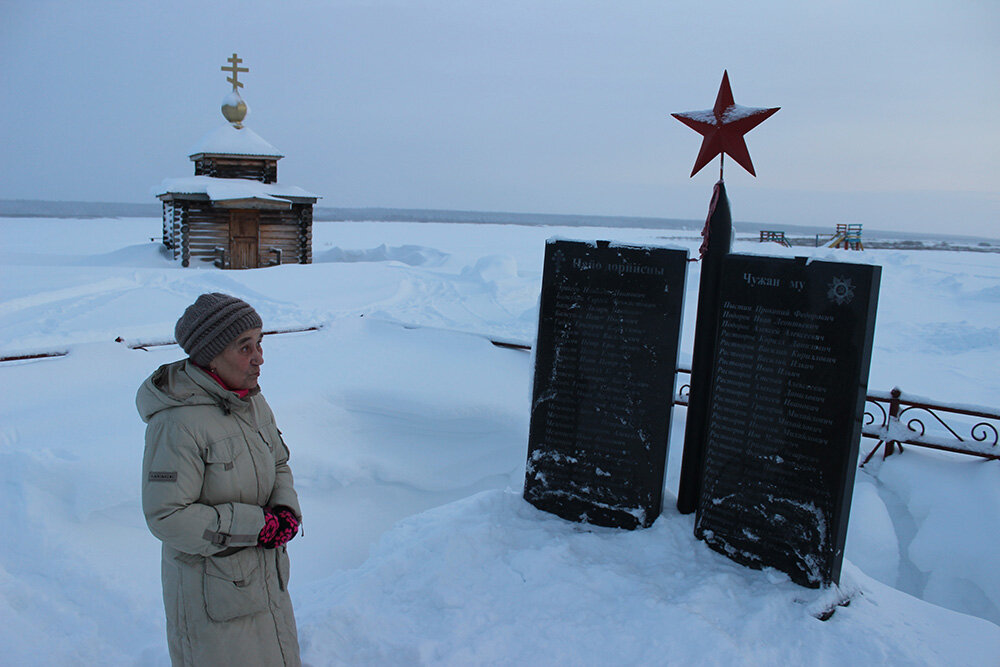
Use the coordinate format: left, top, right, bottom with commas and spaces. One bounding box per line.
137, 359, 302, 666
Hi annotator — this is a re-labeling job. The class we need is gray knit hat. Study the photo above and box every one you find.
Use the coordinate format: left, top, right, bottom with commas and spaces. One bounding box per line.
175, 293, 263, 367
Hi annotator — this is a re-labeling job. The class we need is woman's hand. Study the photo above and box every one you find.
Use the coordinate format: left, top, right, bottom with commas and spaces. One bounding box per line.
258, 506, 300, 549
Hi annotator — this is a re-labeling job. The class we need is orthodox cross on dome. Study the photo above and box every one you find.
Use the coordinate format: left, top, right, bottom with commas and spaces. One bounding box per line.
222, 53, 249, 91
672, 71, 779, 179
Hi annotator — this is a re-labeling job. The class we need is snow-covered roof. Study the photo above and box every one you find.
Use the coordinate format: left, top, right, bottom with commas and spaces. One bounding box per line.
154, 175, 319, 203
187, 123, 283, 158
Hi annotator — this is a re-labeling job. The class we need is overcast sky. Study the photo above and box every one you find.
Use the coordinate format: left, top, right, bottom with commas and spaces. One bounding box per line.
2, 0, 998, 237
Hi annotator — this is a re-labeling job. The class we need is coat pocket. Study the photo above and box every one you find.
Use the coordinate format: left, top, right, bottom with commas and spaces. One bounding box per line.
203, 548, 268, 622
202, 434, 245, 499
258, 423, 287, 459
204, 434, 244, 470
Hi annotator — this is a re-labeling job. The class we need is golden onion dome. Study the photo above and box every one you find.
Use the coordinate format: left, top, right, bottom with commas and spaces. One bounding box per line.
221, 90, 248, 128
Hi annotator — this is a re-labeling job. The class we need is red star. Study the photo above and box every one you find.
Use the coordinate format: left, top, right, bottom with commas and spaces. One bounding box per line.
672, 71, 779, 177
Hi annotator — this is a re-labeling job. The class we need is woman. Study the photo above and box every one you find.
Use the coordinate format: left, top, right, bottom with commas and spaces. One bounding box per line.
137, 292, 302, 666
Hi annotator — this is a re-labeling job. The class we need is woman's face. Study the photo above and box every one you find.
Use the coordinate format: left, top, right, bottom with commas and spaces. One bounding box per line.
210, 327, 264, 390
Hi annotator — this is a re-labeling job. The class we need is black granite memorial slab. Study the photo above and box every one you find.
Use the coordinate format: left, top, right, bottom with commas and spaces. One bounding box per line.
695, 254, 880, 587
524, 239, 688, 529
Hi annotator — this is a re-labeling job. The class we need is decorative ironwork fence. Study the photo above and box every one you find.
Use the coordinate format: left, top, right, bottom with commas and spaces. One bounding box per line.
861, 388, 999, 464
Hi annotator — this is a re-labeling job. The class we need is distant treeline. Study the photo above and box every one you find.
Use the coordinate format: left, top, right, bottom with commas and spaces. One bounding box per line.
0, 199, 705, 230
2, 199, 994, 244
0, 199, 163, 219
0, 198, 767, 234
311, 206, 707, 231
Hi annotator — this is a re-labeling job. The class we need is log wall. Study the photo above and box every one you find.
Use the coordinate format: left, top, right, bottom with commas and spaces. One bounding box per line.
193, 156, 278, 183
164, 200, 313, 268
297, 204, 313, 264
160, 201, 184, 259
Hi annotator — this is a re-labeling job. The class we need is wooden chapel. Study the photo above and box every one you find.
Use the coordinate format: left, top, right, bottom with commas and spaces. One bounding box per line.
155, 54, 319, 269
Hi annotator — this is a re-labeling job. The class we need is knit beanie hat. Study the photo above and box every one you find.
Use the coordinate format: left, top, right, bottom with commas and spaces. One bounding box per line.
175, 293, 263, 367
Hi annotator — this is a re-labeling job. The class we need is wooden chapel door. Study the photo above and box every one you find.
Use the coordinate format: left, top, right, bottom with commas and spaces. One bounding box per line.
229, 210, 260, 269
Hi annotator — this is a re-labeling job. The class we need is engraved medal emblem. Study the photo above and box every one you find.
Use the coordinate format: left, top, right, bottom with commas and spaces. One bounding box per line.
827, 276, 855, 305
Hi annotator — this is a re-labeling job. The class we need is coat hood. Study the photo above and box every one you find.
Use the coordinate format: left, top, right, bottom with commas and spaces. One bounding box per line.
136, 359, 253, 423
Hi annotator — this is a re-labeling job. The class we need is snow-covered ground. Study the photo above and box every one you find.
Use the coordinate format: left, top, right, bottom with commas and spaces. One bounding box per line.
1, 216, 999, 665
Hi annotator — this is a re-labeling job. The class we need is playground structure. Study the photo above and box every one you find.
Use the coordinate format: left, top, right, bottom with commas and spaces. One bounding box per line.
817, 223, 864, 250
759, 230, 791, 247
758, 225, 865, 250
